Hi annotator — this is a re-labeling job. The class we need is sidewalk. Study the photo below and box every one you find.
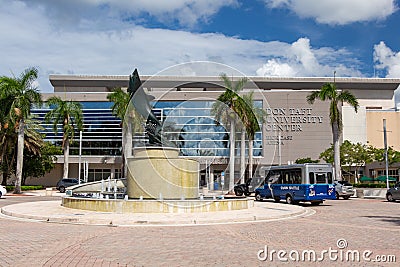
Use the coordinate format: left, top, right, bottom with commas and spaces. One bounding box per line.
4, 189, 65, 197
1, 194, 313, 226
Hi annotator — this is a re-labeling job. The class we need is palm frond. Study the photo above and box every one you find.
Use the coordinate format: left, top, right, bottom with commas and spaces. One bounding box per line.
339, 90, 359, 112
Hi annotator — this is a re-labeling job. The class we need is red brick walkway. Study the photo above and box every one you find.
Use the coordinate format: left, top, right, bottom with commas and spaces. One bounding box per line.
0, 196, 399, 266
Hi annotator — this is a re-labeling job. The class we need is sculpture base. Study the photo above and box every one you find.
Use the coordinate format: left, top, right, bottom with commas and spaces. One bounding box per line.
127, 147, 199, 199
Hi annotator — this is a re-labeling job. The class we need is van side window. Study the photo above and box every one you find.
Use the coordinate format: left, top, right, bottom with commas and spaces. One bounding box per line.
309, 172, 315, 184
293, 169, 302, 184
327, 172, 333, 183
283, 172, 290, 184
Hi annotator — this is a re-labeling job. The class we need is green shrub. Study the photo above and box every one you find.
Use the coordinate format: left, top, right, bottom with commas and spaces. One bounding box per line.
5, 185, 44, 191
353, 183, 396, 188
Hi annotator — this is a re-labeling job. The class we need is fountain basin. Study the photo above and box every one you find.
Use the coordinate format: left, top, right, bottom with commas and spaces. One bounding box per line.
62, 197, 254, 213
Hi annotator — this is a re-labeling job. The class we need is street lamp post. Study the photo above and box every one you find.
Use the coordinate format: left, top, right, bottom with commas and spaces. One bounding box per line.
383, 119, 389, 189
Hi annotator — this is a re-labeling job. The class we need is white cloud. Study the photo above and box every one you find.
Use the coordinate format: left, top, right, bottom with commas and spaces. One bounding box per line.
256, 59, 296, 77
256, 38, 362, 77
373, 41, 400, 77
17, 0, 238, 28
265, 0, 396, 25
0, 0, 363, 92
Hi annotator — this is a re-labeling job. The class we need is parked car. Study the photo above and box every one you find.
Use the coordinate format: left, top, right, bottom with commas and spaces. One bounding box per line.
0, 185, 6, 198
386, 182, 400, 202
333, 180, 354, 200
56, 178, 82, 193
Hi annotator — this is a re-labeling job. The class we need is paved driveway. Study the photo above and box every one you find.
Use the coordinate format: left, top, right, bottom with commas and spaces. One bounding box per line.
0, 196, 399, 266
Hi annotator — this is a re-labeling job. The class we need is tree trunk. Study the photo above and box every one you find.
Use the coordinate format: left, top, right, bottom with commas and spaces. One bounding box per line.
240, 129, 246, 184
1, 171, 8, 186
1, 149, 7, 186
14, 120, 25, 194
229, 120, 235, 193
332, 122, 341, 181
63, 138, 70, 178
249, 138, 254, 179
1, 172, 6, 186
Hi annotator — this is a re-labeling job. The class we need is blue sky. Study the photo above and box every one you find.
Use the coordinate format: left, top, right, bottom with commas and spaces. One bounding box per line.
1, 0, 400, 92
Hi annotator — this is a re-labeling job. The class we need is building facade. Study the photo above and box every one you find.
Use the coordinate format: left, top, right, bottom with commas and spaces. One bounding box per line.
26, 75, 400, 186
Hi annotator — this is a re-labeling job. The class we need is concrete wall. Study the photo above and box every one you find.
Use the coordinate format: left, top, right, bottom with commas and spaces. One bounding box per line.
366, 110, 400, 150
260, 90, 332, 165
343, 106, 367, 144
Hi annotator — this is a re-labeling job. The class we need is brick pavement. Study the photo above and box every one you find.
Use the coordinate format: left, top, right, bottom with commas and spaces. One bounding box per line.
0, 196, 399, 266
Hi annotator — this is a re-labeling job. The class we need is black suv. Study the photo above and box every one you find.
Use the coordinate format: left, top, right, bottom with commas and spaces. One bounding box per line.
234, 178, 253, 196
56, 178, 81, 193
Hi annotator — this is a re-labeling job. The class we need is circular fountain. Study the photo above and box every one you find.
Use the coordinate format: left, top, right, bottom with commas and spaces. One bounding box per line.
62, 146, 253, 213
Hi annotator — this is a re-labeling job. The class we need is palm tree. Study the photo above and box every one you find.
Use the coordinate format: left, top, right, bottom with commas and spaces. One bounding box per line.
107, 88, 142, 177
239, 122, 246, 184
0, 99, 16, 185
242, 92, 267, 180
237, 92, 264, 184
44, 97, 83, 179
211, 74, 248, 193
0, 127, 15, 185
307, 82, 359, 181
20, 115, 46, 185
0, 67, 42, 193
0, 115, 44, 186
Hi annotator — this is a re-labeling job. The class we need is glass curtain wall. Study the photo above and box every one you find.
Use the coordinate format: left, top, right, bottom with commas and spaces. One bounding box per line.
32, 102, 122, 156
151, 101, 263, 157
33, 100, 263, 159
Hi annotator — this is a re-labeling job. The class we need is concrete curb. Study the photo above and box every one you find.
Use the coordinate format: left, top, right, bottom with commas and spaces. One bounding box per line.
0, 200, 313, 227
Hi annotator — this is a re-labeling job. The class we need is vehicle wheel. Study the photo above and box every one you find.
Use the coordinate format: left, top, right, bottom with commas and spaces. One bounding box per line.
343, 196, 351, 200
286, 194, 295, 205
255, 192, 262, 201
311, 201, 322, 206
244, 191, 251, 196
234, 188, 243, 196
386, 193, 395, 202
335, 192, 340, 200
59, 186, 66, 193
274, 197, 280, 203
0, 191, 2, 198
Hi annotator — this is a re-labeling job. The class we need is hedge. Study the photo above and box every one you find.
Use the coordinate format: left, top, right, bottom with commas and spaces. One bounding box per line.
5, 185, 44, 191
353, 183, 396, 188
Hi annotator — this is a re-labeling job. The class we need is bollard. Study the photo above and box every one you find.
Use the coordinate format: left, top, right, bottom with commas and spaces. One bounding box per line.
45, 188, 53, 196
356, 189, 364, 199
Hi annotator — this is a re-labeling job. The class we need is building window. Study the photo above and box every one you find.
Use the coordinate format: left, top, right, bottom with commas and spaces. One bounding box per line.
114, 169, 122, 179
377, 169, 399, 179
82, 169, 112, 182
